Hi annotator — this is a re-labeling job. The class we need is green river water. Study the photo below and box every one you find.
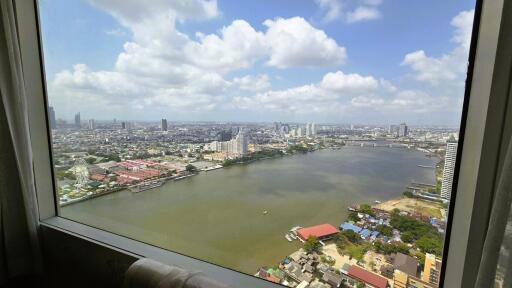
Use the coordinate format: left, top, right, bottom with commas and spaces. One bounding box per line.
61, 146, 437, 275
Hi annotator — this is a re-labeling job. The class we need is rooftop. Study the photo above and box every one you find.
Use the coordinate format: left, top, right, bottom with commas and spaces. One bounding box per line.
348, 265, 388, 288
393, 253, 419, 277
339, 222, 363, 233
297, 224, 338, 240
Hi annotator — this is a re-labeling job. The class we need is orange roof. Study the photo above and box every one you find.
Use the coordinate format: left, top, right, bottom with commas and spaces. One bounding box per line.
297, 224, 338, 240
348, 265, 388, 288
266, 275, 280, 283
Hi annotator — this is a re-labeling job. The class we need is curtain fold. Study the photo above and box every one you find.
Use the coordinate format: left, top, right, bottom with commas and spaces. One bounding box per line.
475, 134, 512, 287
0, 0, 42, 284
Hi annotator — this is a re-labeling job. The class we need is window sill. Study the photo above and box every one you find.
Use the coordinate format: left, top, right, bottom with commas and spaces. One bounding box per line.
41, 217, 281, 288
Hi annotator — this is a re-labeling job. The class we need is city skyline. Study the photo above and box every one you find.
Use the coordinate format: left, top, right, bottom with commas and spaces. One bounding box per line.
49, 106, 461, 128
40, 0, 475, 125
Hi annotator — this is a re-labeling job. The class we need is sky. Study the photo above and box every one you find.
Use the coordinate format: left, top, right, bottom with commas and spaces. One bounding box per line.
39, 0, 476, 125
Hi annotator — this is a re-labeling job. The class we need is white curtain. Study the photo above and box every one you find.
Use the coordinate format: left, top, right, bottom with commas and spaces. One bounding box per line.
475, 135, 512, 288
0, 0, 42, 284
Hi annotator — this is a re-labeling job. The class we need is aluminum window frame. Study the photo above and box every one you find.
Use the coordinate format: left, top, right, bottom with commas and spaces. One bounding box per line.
13, 0, 511, 287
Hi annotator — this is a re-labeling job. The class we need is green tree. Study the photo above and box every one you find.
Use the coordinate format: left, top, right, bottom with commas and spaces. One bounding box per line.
357, 282, 366, 288
106, 155, 121, 162
416, 236, 443, 256
359, 204, 375, 217
304, 236, 321, 253
373, 241, 410, 255
375, 224, 393, 237
401, 231, 414, 243
415, 252, 426, 270
85, 157, 96, 164
403, 191, 414, 198
185, 164, 198, 173
348, 211, 359, 222
341, 230, 361, 244
390, 213, 440, 241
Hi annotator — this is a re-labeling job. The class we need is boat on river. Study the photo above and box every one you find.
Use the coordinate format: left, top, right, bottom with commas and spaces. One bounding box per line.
129, 180, 164, 193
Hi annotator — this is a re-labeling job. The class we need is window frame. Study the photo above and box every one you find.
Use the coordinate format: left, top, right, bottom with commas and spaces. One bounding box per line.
14, 0, 511, 287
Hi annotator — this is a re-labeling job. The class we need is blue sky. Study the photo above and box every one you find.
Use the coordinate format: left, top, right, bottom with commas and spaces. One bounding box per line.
39, 0, 476, 125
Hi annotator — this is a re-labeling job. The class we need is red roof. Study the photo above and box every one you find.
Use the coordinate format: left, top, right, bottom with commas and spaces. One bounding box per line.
348, 265, 388, 288
297, 224, 338, 240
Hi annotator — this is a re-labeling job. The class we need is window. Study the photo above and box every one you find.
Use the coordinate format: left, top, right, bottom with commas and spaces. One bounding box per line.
37, 1, 478, 287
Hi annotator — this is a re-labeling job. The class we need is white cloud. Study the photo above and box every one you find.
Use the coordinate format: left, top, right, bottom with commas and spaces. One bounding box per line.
401, 9, 474, 85
232, 68, 461, 119
51, 1, 469, 124
315, 0, 342, 23
233, 70, 379, 114
320, 71, 378, 92
88, 0, 219, 43
315, 0, 383, 24
184, 20, 267, 71
451, 9, 474, 51
346, 6, 381, 23
264, 17, 347, 68
52, 1, 347, 117
232, 75, 271, 92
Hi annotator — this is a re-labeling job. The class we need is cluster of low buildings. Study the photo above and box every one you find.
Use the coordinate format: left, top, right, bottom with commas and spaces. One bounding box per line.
257, 241, 443, 288
347, 205, 447, 237
256, 247, 391, 288
256, 201, 446, 288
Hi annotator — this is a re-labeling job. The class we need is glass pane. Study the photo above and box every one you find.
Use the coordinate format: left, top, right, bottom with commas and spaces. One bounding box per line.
39, 1, 476, 287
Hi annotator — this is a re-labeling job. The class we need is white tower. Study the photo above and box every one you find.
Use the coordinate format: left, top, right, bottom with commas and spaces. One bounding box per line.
441, 142, 458, 200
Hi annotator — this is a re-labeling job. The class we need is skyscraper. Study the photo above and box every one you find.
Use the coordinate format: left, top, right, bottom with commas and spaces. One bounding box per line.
48, 106, 56, 129
161, 119, 168, 131
121, 122, 126, 129
274, 122, 281, 133
441, 142, 458, 200
88, 119, 95, 130
297, 127, 303, 137
388, 124, 397, 136
74, 112, 81, 128
399, 123, 408, 137
281, 124, 290, 134
205, 129, 248, 156
234, 129, 248, 155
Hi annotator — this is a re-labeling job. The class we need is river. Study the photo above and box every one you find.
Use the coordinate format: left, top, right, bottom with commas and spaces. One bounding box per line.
61, 146, 437, 275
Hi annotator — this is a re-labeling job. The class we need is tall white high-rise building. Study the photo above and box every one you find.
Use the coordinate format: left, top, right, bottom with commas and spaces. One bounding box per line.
234, 129, 248, 155
441, 142, 458, 200
297, 127, 303, 137
88, 119, 95, 130
305, 123, 316, 137
205, 129, 248, 156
